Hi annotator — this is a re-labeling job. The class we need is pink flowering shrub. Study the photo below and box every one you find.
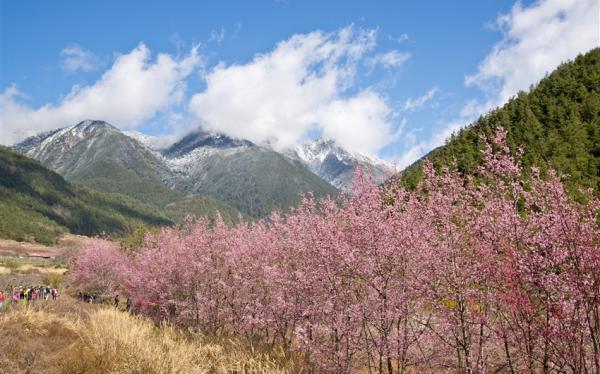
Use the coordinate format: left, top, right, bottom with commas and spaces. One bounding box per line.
71, 127, 600, 373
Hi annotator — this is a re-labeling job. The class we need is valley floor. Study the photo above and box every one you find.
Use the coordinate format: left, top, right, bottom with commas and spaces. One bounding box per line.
0, 235, 84, 293
0, 234, 89, 259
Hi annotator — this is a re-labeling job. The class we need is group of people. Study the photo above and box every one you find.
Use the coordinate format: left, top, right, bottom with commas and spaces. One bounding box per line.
113, 293, 133, 312
0, 287, 135, 311
0, 286, 59, 308
76, 292, 133, 312
78, 292, 97, 304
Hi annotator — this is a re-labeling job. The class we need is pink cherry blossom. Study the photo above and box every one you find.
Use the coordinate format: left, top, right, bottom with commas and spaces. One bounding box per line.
71, 127, 600, 373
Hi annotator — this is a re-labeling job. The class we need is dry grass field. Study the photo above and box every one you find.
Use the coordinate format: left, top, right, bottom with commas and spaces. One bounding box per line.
0, 297, 300, 374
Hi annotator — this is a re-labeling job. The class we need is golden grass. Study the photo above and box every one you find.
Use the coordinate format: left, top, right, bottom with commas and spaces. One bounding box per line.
0, 264, 67, 277
0, 298, 299, 374
12, 264, 67, 274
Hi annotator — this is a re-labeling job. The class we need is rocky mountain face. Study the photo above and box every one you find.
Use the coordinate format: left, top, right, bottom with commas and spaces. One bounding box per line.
286, 139, 396, 190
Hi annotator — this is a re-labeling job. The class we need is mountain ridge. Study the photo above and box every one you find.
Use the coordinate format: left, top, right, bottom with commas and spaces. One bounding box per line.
158, 130, 339, 217
14, 121, 340, 219
117, 128, 396, 190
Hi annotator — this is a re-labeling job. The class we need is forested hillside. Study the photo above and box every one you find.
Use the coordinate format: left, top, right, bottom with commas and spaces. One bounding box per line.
401, 48, 600, 195
0, 146, 172, 244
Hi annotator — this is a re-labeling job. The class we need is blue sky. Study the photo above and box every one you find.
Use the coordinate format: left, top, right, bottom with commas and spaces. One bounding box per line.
1, 0, 598, 166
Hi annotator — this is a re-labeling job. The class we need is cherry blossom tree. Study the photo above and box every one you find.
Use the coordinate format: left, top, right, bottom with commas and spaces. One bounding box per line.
69, 238, 128, 298
70, 126, 599, 373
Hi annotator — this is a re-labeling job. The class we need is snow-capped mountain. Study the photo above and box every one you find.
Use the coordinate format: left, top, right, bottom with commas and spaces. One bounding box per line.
13, 120, 175, 202
160, 130, 337, 217
286, 139, 396, 190
13, 120, 171, 179
162, 131, 252, 175
13, 121, 338, 218
15, 121, 396, 200
14, 120, 117, 158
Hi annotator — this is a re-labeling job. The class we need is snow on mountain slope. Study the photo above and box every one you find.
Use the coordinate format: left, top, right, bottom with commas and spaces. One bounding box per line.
286, 139, 396, 189
123, 131, 163, 150
160, 130, 253, 174
15, 120, 395, 193
165, 142, 250, 175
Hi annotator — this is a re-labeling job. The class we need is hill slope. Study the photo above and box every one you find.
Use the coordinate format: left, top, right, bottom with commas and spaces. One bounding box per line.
401, 48, 600, 195
0, 146, 172, 244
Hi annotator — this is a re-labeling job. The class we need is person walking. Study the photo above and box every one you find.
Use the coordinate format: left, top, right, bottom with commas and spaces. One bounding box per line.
0, 291, 5, 309
12, 290, 19, 304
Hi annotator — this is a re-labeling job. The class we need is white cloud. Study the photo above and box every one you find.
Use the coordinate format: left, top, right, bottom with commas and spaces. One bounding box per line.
388, 33, 409, 44
319, 90, 393, 153
208, 27, 225, 43
60, 44, 98, 72
403, 86, 438, 111
189, 27, 398, 154
466, 0, 599, 106
0, 43, 201, 145
365, 50, 410, 70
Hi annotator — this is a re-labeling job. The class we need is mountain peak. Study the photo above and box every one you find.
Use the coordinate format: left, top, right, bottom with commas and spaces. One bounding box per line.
162, 129, 253, 158
73, 120, 117, 132
287, 138, 396, 190
14, 120, 119, 152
